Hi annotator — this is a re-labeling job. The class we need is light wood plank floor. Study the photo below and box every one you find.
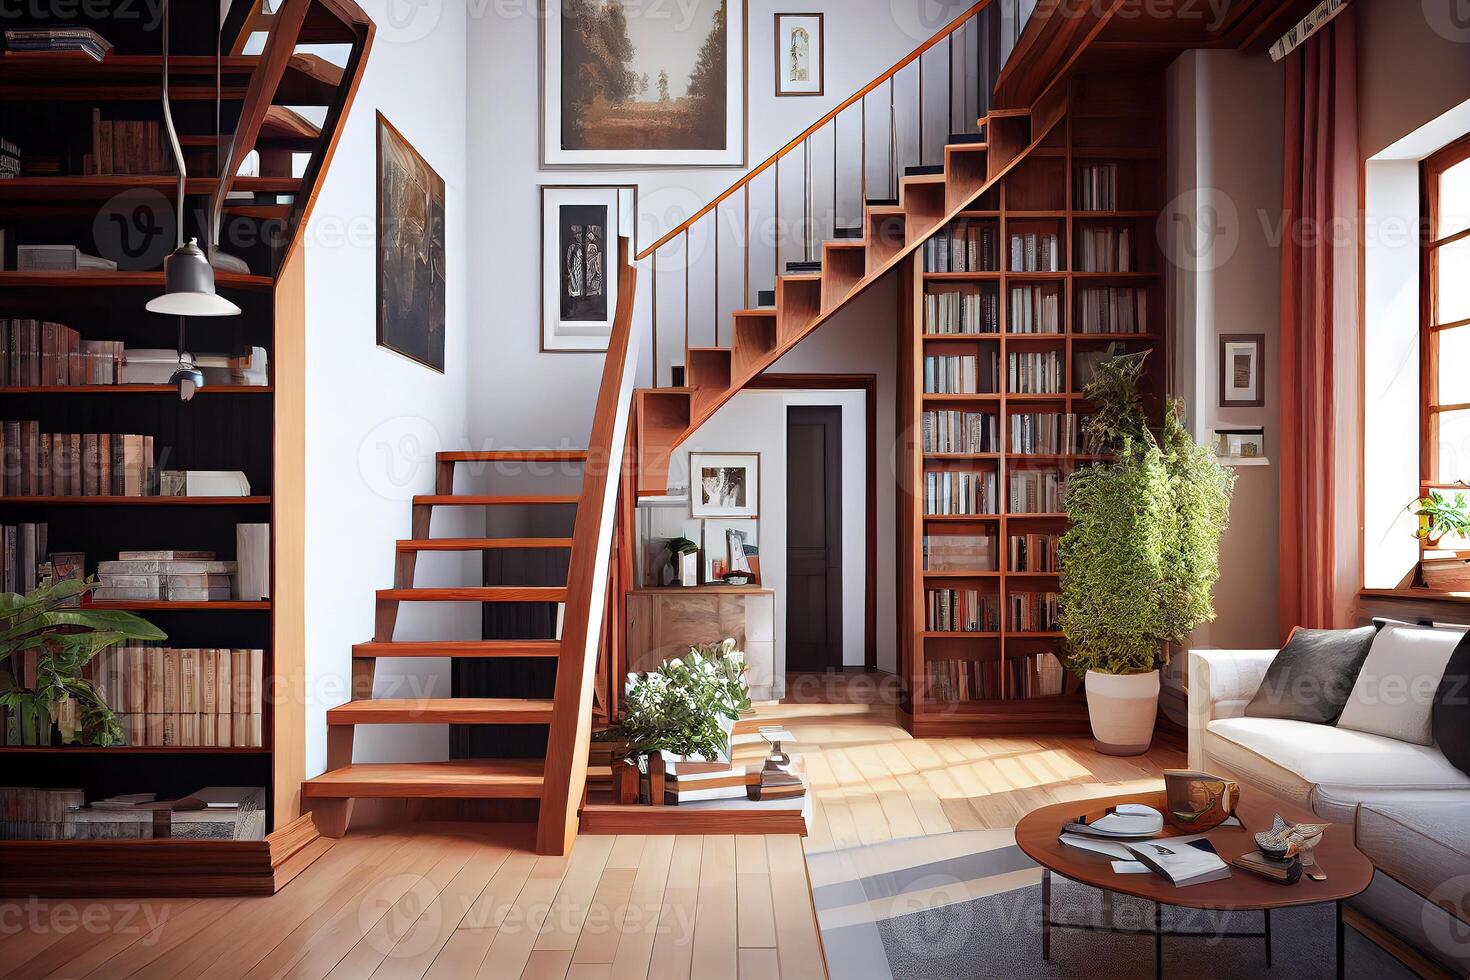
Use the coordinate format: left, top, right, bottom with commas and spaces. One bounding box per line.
0, 827, 826, 980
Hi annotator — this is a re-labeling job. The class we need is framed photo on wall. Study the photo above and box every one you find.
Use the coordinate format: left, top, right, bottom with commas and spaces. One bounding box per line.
540, 185, 637, 352
774, 13, 824, 96
376, 113, 446, 371
1219, 334, 1265, 408
690, 452, 760, 518
541, 0, 747, 167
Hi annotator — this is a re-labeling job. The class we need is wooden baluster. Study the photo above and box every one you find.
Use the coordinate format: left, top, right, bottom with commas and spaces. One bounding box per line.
888, 77, 896, 198
684, 230, 690, 374
775, 156, 781, 282
651, 250, 658, 386
832, 113, 838, 242
743, 183, 750, 309
803, 136, 811, 263
918, 46, 925, 166
714, 206, 720, 345
861, 94, 868, 205
948, 33, 955, 140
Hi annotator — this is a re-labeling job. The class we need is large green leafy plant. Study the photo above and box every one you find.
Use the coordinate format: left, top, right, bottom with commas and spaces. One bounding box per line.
0, 578, 166, 746
1060, 353, 1235, 675
605, 638, 752, 761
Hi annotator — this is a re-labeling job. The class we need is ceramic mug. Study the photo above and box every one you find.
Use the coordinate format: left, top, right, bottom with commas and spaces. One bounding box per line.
1163, 769, 1241, 831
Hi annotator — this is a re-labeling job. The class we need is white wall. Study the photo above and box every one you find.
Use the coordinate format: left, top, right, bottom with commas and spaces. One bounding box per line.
302, 0, 475, 776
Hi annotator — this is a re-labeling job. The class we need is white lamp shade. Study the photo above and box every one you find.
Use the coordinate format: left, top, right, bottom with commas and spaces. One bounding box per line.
146, 290, 243, 316
146, 239, 242, 317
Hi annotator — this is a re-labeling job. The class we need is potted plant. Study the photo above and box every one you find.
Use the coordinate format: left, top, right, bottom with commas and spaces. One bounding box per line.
1410, 489, 1470, 590
600, 638, 751, 802
1060, 353, 1234, 755
0, 578, 166, 746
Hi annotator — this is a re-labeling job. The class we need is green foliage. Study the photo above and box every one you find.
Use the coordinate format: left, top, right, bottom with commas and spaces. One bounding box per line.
1060, 355, 1235, 676
1410, 490, 1470, 540
561, 0, 637, 142
685, 0, 727, 143
601, 638, 751, 761
0, 577, 165, 746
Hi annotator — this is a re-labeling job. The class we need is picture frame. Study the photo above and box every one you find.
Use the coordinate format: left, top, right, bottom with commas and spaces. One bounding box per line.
540, 0, 748, 168
1218, 334, 1265, 407
774, 12, 824, 97
540, 185, 638, 352
689, 451, 760, 518
376, 113, 447, 372
702, 518, 759, 584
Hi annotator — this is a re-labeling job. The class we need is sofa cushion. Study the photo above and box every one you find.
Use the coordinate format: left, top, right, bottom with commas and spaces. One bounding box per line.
1203, 717, 1470, 821
1243, 624, 1377, 724
1337, 621, 1464, 745
1356, 802, 1470, 925
1434, 633, 1470, 776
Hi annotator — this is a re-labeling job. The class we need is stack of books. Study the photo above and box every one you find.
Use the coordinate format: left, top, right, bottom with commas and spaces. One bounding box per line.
923, 288, 999, 334
1008, 232, 1061, 272
16, 246, 118, 272
922, 532, 996, 572
1076, 286, 1148, 333
1076, 226, 1134, 272
1009, 470, 1065, 513
0, 137, 18, 179
92, 550, 236, 602
1, 320, 125, 386
926, 588, 999, 632
662, 758, 749, 805
1008, 532, 1059, 572
84, 110, 173, 175
90, 645, 264, 747
1006, 351, 1063, 393
1008, 591, 1061, 632
0, 787, 267, 841
922, 410, 998, 453
923, 353, 982, 394
1075, 164, 1120, 211
1014, 653, 1066, 698
3, 27, 112, 61
1007, 285, 1062, 333
923, 222, 999, 272
1009, 412, 1084, 455
1, 422, 156, 496
925, 470, 998, 516
926, 659, 1002, 702
1, 521, 47, 593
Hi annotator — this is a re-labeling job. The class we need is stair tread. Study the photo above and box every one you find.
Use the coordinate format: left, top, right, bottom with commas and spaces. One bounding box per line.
780, 272, 822, 282
437, 451, 588, 462
824, 238, 866, 249
303, 759, 546, 798
397, 537, 574, 551
352, 640, 561, 658
377, 587, 568, 601
413, 495, 579, 506
328, 697, 555, 724
688, 346, 732, 354
732, 308, 778, 317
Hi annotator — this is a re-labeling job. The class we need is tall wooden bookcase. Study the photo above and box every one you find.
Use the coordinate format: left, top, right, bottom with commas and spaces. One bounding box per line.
0, 0, 371, 895
898, 72, 1169, 737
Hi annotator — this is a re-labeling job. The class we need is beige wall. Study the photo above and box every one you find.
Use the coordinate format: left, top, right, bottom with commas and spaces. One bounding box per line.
1358, 0, 1470, 160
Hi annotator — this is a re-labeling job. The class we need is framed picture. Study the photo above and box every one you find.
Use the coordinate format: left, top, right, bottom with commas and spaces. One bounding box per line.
1219, 334, 1264, 407
541, 0, 747, 167
541, 185, 637, 352
774, 13, 823, 97
690, 452, 760, 518
376, 113, 446, 372
1214, 427, 1266, 459
702, 519, 759, 583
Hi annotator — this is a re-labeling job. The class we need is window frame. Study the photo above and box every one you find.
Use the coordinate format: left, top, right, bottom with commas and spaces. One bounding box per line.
1420, 132, 1470, 487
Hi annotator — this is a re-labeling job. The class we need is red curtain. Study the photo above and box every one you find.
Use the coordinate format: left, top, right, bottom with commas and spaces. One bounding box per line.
1278, 8, 1358, 633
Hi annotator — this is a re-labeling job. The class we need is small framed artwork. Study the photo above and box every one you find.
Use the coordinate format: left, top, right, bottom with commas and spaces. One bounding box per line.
1219, 334, 1265, 407
690, 452, 760, 518
702, 519, 760, 584
775, 13, 824, 97
540, 185, 637, 352
1214, 427, 1266, 459
377, 113, 447, 371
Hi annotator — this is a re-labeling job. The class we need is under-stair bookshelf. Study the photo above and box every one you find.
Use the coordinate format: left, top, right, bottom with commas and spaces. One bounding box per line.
897, 71, 1168, 737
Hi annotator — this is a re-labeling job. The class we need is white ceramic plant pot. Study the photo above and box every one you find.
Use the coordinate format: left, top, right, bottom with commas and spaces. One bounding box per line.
1085, 669, 1160, 757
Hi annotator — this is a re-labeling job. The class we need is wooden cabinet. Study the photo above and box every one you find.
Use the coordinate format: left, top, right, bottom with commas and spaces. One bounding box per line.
626, 587, 778, 700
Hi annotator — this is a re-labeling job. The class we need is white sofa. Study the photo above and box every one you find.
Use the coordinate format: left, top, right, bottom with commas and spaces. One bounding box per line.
1189, 648, 1470, 974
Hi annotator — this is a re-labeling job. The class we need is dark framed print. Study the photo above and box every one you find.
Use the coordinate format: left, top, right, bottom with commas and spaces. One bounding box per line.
376, 113, 446, 372
690, 451, 760, 518
541, 0, 747, 167
1219, 334, 1265, 408
774, 13, 823, 96
541, 185, 637, 352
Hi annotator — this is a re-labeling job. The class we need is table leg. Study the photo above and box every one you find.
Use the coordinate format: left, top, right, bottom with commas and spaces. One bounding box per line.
1336, 900, 1345, 980
1154, 901, 1163, 979
1264, 907, 1272, 967
1041, 869, 1051, 961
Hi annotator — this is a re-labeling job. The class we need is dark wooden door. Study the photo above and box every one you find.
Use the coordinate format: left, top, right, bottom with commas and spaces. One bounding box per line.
786, 405, 843, 671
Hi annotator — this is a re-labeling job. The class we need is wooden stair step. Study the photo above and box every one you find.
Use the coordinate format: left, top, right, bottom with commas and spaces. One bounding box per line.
302, 759, 545, 799
377, 587, 567, 602
352, 640, 561, 658
904, 164, 944, 176
327, 698, 555, 725
397, 537, 574, 551
437, 450, 588, 462
948, 132, 987, 145
412, 494, 579, 506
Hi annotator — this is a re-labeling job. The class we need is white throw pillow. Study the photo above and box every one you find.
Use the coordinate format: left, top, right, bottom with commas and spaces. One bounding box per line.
1336, 622, 1464, 745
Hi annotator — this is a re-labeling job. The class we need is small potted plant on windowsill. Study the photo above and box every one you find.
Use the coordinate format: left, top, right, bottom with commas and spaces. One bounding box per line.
599, 638, 751, 804
1410, 489, 1470, 591
1060, 353, 1235, 756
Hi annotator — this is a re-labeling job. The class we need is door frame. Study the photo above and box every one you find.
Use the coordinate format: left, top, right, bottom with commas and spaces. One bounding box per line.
747, 372, 879, 669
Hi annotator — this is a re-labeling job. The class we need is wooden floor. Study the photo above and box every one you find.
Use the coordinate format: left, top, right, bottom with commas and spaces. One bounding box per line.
0, 826, 826, 980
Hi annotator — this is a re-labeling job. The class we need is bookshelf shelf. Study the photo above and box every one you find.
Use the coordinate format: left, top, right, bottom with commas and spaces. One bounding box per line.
0, 385, 273, 395
922, 570, 1002, 578
923, 271, 1001, 281
0, 176, 300, 203
0, 270, 273, 289
86, 600, 272, 611
922, 514, 1001, 522
922, 631, 1001, 639
0, 746, 271, 755
0, 496, 270, 506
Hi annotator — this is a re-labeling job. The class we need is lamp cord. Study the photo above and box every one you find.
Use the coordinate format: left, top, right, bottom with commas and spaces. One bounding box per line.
159, 0, 187, 248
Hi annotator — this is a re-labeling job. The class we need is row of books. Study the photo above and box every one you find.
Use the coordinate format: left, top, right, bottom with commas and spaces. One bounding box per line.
1075, 226, 1135, 273
1016, 653, 1067, 698
1009, 591, 1061, 632
2, 422, 155, 496
923, 289, 999, 334
1077, 286, 1149, 334
1009, 233, 1062, 272
923, 353, 998, 395
1007, 351, 1064, 394
16, 245, 117, 272
925, 658, 1003, 703
1009, 532, 1060, 572
93, 645, 264, 748
0, 787, 266, 841
84, 110, 174, 176
1008, 285, 1062, 334
1, 319, 125, 386
924, 470, 998, 516
2, 522, 47, 595
1010, 470, 1065, 513
1009, 412, 1085, 455
926, 589, 1000, 633
93, 551, 238, 602
1075, 164, 1120, 211
922, 224, 1000, 273
922, 533, 997, 572
922, 410, 998, 454
0, 137, 18, 179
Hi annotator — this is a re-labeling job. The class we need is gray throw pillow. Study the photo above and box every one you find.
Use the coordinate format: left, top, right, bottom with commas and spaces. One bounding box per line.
1244, 625, 1378, 724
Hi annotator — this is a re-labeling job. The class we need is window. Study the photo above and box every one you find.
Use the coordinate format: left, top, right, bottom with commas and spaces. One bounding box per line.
1423, 134, 1470, 485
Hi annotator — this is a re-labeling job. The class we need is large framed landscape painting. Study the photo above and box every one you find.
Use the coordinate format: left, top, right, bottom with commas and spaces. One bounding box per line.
541, 185, 636, 351
376, 112, 446, 372
542, 0, 747, 167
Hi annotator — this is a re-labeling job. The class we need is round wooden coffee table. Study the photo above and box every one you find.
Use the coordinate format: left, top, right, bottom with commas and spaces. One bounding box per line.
1015, 790, 1374, 979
